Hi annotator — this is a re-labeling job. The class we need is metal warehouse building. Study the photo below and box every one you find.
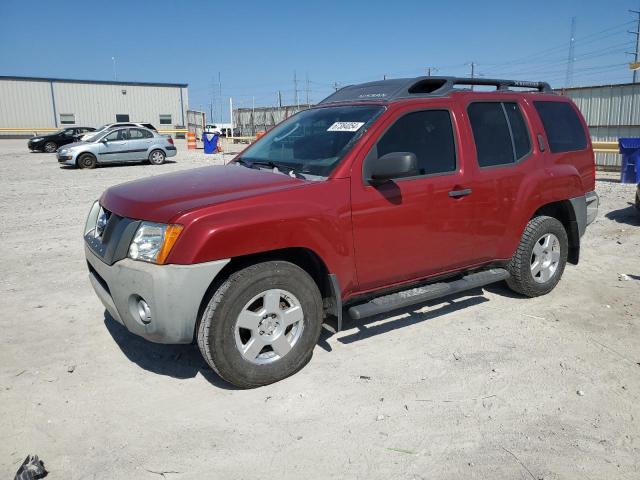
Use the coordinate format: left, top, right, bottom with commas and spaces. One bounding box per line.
560, 83, 640, 168
0, 75, 188, 137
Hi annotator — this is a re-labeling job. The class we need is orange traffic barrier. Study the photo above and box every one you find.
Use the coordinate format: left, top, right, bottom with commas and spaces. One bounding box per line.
255, 131, 266, 139
187, 132, 196, 150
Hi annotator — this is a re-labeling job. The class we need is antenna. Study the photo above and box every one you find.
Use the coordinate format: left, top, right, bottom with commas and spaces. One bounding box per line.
565, 17, 577, 87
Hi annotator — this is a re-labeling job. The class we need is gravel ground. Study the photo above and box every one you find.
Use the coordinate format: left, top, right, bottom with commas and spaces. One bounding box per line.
1, 138, 639, 480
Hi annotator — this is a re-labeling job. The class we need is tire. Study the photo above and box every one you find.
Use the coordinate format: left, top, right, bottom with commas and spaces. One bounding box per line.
149, 149, 166, 165
635, 192, 640, 212
77, 153, 97, 169
197, 261, 324, 388
44, 142, 57, 153
506, 216, 568, 297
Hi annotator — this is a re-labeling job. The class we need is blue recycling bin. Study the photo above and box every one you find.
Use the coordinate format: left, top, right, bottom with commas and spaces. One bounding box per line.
618, 138, 640, 183
203, 132, 220, 155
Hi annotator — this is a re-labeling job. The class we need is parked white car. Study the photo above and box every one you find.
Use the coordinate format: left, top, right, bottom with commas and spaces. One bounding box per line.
80, 122, 157, 141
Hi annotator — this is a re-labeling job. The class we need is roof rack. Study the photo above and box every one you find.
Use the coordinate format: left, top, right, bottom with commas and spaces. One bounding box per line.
318, 76, 553, 104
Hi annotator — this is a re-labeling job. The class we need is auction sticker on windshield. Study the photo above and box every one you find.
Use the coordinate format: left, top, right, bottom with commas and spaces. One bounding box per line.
327, 122, 365, 132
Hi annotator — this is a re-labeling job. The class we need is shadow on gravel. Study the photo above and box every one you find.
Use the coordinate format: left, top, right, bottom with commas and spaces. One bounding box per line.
338, 289, 490, 344
605, 204, 640, 226
59, 160, 177, 170
103, 312, 236, 389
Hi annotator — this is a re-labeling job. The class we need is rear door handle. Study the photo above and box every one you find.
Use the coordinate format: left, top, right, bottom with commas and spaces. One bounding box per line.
449, 188, 472, 198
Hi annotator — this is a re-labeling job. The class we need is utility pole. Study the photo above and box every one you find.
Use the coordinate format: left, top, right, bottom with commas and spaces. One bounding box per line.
112, 57, 117, 80
293, 71, 299, 107
210, 77, 216, 124
565, 17, 577, 88
333, 81, 339, 92
229, 97, 234, 138
218, 72, 222, 123
470, 62, 476, 79
305, 72, 310, 106
252, 96, 255, 135
629, 10, 640, 83
426, 67, 438, 76
278, 90, 283, 108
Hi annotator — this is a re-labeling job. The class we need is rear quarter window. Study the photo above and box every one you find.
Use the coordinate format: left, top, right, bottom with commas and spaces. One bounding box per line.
534, 101, 587, 153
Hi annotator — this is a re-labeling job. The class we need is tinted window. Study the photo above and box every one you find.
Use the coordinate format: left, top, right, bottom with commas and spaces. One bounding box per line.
376, 110, 456, 176
116, 114, 130, 122
468, 103, 514, 167
129, 128, 153, 139
534, 101, 587, 153
503, 103, 531, 159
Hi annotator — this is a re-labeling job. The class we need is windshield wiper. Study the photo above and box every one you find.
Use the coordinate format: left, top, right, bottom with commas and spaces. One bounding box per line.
235, 158, 258, 169
249, 160, 308, 179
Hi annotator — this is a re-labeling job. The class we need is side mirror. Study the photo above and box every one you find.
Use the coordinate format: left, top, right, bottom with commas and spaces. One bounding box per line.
367, 152, 418, 184
101, 138, 108, 143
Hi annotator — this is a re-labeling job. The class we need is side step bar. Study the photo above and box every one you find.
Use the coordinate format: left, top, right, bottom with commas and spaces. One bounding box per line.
348, 268, 510, 320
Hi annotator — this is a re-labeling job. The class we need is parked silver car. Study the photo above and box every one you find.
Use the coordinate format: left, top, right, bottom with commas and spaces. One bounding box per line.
57, 127, 176, 169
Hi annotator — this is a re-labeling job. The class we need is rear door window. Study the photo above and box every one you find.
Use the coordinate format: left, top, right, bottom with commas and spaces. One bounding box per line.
376, 109, 457, 176
534, 101, 587, 153
468, 102, 531, 167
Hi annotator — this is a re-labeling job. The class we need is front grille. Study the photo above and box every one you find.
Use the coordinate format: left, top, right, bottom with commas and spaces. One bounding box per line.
85, 207, 141, 266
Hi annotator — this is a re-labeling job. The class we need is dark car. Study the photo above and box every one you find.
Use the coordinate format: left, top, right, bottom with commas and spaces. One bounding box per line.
29, 127, 96, 153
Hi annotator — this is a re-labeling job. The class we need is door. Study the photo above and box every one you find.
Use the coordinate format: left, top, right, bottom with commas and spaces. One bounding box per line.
127, 128, 154, 160
463, 100, 535, 262
351, 107, 476, 292
97, 128, 131, 162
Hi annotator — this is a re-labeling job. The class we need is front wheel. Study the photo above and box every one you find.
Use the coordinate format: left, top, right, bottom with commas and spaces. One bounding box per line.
506, 216, 568, 297
77, 153, 97, 169
149, 149, 166, 165
197, 261, 324, 388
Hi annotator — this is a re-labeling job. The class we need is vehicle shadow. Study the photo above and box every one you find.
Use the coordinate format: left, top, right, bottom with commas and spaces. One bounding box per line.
605, 203, 640, 226
59, 160, 178, 170
103, 312, 236, 389
337, 288, 490, 344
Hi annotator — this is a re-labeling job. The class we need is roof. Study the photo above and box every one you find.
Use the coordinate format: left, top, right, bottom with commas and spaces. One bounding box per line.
319, 76, 553, 104
0, 75, 188, 88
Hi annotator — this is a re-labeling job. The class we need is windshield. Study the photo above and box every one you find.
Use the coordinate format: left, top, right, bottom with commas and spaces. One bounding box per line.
237, 105, 384, 178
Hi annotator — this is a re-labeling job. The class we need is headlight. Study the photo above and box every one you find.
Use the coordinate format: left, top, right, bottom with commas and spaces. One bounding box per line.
128, 222, 183, 264
32, 137, 43, 142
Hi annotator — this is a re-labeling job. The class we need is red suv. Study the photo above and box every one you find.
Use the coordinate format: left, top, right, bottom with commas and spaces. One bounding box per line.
84, 77, 599, 387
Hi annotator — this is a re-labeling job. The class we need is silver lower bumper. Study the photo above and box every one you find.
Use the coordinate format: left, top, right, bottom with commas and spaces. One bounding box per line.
85, 245, 229, 344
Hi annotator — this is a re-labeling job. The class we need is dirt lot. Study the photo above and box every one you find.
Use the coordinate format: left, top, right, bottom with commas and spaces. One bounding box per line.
0, 138, 639, 479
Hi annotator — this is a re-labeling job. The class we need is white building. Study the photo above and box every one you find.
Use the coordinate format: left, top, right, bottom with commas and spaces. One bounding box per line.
0, 75, 188, 136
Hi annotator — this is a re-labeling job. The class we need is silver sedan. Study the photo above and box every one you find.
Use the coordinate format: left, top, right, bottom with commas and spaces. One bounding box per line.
57, 127, 177, 169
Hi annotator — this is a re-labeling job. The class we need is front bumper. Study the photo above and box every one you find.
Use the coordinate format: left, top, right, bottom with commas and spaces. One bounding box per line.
28, 140, 44, 150
85, 245, 229, 344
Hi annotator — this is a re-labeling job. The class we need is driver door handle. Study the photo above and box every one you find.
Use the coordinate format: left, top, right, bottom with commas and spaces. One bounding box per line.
449, 188, 472, 198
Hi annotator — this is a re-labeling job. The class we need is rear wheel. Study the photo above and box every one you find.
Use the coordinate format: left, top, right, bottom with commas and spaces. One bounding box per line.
44, 142, 57, 153
197, 261, 323, 388
77, 153, 97, 169
149, 149, 166, 165
506, 216, 568, 297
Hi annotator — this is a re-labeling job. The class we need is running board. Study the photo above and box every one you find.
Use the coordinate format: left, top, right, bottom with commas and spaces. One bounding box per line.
348, 268, 510, 320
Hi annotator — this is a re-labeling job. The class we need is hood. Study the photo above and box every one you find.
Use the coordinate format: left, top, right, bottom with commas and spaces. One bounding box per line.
61, 141, 88, 149
101, 165, 307, 223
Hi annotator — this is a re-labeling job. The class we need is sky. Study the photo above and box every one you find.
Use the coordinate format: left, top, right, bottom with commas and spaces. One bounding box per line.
1, 0, 640, 122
